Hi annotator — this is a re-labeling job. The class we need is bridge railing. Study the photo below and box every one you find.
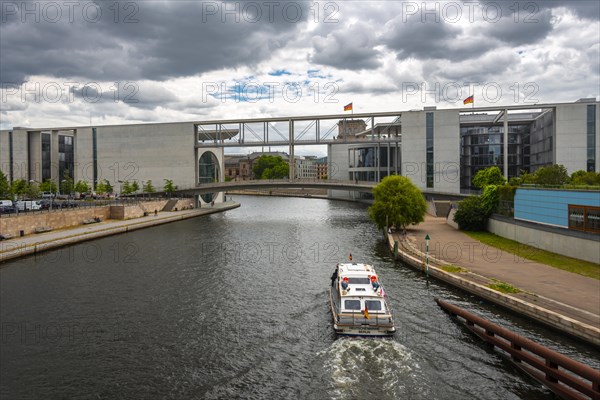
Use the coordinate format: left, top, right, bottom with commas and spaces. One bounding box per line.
436, 298, 600, 400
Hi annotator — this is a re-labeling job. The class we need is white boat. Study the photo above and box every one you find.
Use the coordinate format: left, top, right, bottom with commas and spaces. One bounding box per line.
329, 262, 396, 336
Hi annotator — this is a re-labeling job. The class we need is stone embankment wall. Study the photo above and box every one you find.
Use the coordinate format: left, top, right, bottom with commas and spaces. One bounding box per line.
1, 200, 197, 238
1, 207, 111, 237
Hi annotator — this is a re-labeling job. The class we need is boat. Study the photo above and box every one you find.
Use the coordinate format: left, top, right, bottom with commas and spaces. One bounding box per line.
329, 262, 396, 336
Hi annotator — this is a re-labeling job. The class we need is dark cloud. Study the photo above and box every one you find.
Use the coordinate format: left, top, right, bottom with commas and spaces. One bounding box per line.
309, 22, 382, 70
0, 1, 312, 84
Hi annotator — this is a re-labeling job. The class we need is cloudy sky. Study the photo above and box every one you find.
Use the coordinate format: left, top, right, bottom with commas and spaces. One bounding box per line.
1, 0, 599, 135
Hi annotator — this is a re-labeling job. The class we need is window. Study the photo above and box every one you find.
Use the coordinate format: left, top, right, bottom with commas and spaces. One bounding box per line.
365, 300, 382, 311
348, 277, 370, 285
426, 112, 434, 188
344, 300, 361, 310
569, 205, 600, 233
587, 105, 596, 172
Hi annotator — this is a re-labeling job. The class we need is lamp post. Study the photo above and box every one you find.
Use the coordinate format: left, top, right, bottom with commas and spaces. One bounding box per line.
425, 234, 430, 279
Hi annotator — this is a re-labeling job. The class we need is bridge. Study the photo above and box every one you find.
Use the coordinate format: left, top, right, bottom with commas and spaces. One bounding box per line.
175, 179, 376, 195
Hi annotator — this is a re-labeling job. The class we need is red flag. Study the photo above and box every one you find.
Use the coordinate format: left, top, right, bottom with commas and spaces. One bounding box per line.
344, 103, 353, 111
463, 95, 474, 105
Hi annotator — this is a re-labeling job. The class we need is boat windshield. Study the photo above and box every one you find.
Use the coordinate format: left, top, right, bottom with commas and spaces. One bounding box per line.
344, 300, 361, 310
348, 277, 370, 285
365, 300, 382, 311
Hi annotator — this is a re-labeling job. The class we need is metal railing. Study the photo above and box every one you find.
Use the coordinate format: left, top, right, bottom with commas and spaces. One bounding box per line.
436, 298, 600, 400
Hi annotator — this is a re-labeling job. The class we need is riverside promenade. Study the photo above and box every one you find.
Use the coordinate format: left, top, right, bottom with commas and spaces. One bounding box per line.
0, 202, 240, 264
390, 215, 600, 347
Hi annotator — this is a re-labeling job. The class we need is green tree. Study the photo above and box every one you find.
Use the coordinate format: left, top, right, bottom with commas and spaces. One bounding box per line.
0, 169, 10, 199
25, 182, 40, 199
11, 179, 28, 198
103, 179, 113, 195
252, 155, 289, 179
508, 170, 535, 186
533, 164, 569, 185
95, 180, 108, 195
143, 180, 155, 193
131, 181, 140, 193
74, 180, 90, 195
570, 170, 600, 186
368, 175, 427, 230
453, 196, 491, 231
163, 179, 178, 196
121, 181, 133, 195
480, 185, 500, 215
39, 179, 58, 194
472, 166, 506, 189
60, 171, 74, 195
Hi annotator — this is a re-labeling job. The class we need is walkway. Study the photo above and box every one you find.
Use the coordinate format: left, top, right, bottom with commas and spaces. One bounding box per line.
0, 202, 240, 263
394, 215, 600, 333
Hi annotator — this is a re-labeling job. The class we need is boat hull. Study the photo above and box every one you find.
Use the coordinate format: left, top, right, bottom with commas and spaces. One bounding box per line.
329, 288, 396, 337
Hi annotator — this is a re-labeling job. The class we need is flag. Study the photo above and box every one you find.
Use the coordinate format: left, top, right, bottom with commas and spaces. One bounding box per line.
463, 95, 474, 105
344, 103, 353, 111
363, 305, 370, 319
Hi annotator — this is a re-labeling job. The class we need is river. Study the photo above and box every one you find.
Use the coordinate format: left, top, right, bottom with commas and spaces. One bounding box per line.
1, 196, 597, 399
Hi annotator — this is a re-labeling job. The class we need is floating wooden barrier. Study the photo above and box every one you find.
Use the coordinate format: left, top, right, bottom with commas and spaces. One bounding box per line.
435, 298, 600, 400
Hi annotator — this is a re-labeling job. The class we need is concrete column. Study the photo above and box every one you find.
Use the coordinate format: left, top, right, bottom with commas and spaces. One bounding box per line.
289, 119, 294, 181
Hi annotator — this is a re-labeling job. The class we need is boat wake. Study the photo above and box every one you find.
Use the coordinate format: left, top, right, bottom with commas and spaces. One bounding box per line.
318, 338, 429, 399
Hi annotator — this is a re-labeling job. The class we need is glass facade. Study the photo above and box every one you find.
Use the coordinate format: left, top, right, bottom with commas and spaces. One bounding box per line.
92, 128, 98, 189
460, 123, 532, 189
8, 131, 13, 182
426, 113, 434, 188
198, 151, 220, 203
58, 135, 74, 182
41, 133, 51, 181
587, 105, 596, 172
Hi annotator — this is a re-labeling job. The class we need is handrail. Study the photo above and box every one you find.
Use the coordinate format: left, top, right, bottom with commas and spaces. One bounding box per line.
436, 298, 600, 400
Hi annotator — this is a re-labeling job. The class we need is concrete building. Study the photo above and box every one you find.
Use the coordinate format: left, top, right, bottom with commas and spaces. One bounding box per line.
1, 99, 598, 203
328, 99, 599, 199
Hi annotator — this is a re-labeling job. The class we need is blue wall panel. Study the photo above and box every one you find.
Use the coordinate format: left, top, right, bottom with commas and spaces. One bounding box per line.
515, 189, 600, 227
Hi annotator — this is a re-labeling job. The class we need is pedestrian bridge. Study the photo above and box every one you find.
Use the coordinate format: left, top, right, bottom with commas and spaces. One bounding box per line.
176, 179, 376, 195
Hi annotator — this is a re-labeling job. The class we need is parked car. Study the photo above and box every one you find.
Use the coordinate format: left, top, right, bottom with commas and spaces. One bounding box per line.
0, 205, 16, 214
41, 192, 56, 198
38, 199, 52, 210
15, 200, 42, 211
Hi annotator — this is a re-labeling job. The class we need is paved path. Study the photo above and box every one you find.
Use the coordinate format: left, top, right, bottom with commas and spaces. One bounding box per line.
395, 215, 600, 328
0, 202, 240, 262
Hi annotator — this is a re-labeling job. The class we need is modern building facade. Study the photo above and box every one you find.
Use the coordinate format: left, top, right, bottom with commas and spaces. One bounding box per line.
328, 99, 599, 199
1, 99, 598, 203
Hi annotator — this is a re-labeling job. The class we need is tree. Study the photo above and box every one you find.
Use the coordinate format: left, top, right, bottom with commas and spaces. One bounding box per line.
95, 180, 108, 196
480, 185, 500, 215
252, 155, 289, 179
24, 182, 40, 199
508, 170, 535, 186
74, 180, 90, 195
453, 196, 491, 231
131, 181, 140, 193
163, 179, 177, 196
570, 170, 600, 186
11, 179, 28, 198
368, 175, 427, 230
39, 179, 58, 194
103, 179, 113, 195
472, 166, 506, 189
60, 171, 74, 195
143, 180, 155, 193
121, 180, 133, 195
0, 169, 10, 199
533, 164, 569, 185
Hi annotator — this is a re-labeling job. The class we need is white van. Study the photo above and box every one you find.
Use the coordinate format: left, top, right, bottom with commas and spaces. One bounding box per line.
0, 200, 13, 207
16, 200, 42, 211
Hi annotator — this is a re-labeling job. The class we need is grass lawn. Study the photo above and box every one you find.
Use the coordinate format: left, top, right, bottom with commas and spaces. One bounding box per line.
464, 231, 600, 280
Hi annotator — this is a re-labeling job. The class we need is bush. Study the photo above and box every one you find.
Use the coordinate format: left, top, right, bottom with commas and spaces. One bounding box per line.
453, 196, 491, 231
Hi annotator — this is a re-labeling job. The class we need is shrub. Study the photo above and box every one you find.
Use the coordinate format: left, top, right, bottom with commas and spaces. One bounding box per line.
453, 196, 491, 231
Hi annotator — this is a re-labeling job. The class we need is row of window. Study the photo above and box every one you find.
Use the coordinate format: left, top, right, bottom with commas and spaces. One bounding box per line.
569, 205, 600, 233
344, 299, 382, 311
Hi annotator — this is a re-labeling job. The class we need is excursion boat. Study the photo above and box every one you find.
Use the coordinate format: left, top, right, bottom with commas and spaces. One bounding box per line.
329, 262, 396, 336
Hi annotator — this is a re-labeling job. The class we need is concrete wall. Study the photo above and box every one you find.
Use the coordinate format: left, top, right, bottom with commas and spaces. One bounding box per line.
0, 130, 9, 179
138, 200, 168, 213
401, 111, 426, 190
11, 129, 29, 181
555, 103, 600, 173
487, 217, 600, 264
328, 142, 354, 199
109, 205, 145, 220
0, 207, 111, 237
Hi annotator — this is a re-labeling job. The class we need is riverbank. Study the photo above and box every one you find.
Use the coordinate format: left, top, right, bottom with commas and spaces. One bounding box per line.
0, 202, 240, 264
387, 216, 600, 347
